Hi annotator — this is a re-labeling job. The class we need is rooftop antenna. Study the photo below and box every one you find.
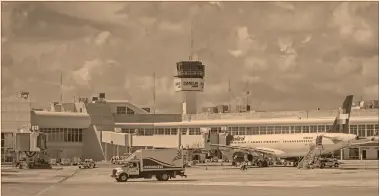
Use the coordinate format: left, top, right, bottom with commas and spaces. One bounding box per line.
189, 18, 194, 61
153, 71, 156, 114
60, 71, 63, 103
245, 80, 250, 112
228, 78, 231, 112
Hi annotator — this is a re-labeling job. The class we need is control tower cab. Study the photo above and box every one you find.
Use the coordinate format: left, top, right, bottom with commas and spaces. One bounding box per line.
174, 60, 205, 114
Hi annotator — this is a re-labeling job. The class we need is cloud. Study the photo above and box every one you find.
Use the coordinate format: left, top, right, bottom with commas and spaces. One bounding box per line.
272, 2, 295, 11
244, 56, 268, 71
158, 21, 183, 32
330, 2, 378, 48
229, 26, 254, 57
72, 59, 102, 86
94, 31, 111, 46
43, 2, 129, 26
301, 35, 312, 44
363, 85, 379, 100
2, 2, 378, 112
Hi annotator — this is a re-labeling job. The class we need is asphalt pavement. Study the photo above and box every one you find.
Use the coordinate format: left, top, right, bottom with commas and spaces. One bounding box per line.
2, 165, 378, 196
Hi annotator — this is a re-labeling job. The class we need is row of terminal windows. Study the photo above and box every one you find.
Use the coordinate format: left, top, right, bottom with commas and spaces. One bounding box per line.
233, 140, 314, 144
121, 124, 379, 137
39, 128, 83, 143
122, 128, 201, 136
116, 106, 135, 114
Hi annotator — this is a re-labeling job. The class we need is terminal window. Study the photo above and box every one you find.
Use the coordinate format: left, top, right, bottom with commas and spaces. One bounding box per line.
116, 106, 127, 114
127, 107, 135, 114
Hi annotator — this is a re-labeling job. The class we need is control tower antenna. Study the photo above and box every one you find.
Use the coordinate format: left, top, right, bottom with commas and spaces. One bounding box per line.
189, 18, 195, 61
60, 71, 63, 103
153, 71, 156, 114
228, 78, 231, 113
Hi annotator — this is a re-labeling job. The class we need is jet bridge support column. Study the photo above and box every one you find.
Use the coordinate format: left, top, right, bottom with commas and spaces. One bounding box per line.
178, 128, 182, 149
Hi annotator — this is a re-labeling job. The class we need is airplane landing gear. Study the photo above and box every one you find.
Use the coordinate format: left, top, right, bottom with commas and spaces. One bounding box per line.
257, 160, 269, 168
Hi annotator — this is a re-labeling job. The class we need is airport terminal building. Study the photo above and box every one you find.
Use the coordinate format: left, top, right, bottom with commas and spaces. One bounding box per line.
2, 94, 379, 163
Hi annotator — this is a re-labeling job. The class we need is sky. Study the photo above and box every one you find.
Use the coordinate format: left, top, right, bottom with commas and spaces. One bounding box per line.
1, 1, 378, 113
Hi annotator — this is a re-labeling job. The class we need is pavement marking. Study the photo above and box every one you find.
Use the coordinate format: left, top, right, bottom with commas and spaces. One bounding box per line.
33, 169, 81, 196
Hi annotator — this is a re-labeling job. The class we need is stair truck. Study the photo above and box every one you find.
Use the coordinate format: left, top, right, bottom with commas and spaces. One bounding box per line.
111, 148, 187, 182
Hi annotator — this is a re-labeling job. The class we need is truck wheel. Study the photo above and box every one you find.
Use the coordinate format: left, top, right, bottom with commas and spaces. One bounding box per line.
117, 173, 128, 182
160, 173, 169, 181
334, 163, 339, 168
156, 175, 162, 181
320, 163, 325, 169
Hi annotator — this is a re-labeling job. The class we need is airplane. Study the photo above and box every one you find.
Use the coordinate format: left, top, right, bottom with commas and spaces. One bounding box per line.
206, 95, 378, 167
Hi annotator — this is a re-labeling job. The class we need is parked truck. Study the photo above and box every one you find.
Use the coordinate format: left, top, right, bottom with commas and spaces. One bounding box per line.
111, 148, 187, 182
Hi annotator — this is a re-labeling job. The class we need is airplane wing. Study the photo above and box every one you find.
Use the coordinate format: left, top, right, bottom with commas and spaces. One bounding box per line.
209, 143, 283, 156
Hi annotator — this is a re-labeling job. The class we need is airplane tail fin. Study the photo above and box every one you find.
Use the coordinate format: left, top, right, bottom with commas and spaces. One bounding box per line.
328, 95, 354, 133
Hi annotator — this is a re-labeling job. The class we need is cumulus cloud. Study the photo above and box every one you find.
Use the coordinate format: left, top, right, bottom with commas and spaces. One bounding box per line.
72, 59, 102, 86
2, 1, 378, 112
229, 26, 253, 58
94, 31, 111, 46
158, 21, 183, 32
363, 85, 379, 100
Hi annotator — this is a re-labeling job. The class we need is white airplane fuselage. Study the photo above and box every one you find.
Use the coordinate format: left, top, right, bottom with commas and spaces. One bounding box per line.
228, 133, 357, 158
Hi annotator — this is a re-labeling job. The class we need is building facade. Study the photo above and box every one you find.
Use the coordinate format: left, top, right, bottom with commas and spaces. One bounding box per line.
2, 94, 379, 163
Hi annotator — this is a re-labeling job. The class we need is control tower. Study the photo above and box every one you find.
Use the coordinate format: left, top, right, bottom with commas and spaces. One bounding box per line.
174, 60, 205, 114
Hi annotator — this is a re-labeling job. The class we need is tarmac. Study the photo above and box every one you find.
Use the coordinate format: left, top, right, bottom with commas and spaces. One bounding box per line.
2, 165, 379, 196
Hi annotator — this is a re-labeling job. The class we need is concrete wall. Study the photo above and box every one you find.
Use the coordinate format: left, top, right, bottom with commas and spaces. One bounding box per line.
102, 143, 128, 161
86, 103, 115, 130
82, 125, 105, 161
342, 147, 379, 160
31, 111, 91, 128
131, 135, 203, 149
46, 142, 83, 159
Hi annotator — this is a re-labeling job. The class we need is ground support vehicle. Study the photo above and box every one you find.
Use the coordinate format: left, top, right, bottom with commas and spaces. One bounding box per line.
111, 148, 187, 182
79, 159, 96, 169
